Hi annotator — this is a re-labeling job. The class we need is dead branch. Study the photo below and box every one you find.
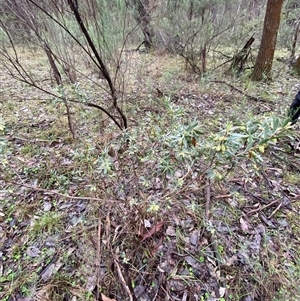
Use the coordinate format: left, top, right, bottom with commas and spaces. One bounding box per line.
210, 80, 271, 103
178, 22, 235, 74
227, 35, 255, 75
9, 181, 121, 203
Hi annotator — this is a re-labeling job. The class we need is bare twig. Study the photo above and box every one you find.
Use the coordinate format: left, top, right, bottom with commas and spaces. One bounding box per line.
268, 202, 283, 219
1, 59, 124, 130
215, 194, 232, 199
113, 258, 135, 301
9, 136, 53, 143
205, 179, 211, 219
178, 23, 234, 74
95, 212, 102, 300
2, 0, 127, 131
151, 272, 165, 301
43, 42, 75, 138
246, 200, 278, 216
106, 207, 113, 248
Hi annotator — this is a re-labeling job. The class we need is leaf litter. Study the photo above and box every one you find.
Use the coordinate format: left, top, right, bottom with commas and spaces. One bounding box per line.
0, 49, 300, 301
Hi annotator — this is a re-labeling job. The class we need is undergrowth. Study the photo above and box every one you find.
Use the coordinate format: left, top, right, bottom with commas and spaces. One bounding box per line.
0, 52, 299, 301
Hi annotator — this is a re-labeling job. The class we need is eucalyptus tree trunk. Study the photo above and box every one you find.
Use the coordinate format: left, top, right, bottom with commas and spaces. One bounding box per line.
251, 0, 284, 81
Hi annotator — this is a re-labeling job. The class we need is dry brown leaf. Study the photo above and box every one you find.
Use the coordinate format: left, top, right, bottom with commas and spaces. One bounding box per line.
240, 217, 251, 232
141, 221, 164, 242
34, 284, 53, 301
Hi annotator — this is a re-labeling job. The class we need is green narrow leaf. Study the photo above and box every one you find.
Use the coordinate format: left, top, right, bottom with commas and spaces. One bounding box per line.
272, 117, 279, 133
245, 135, 254, 152
263, 124, 269, 139
282, 117, 292, 127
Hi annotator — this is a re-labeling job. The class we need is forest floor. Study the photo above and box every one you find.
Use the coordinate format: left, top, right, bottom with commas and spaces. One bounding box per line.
0, 47, 300, 301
